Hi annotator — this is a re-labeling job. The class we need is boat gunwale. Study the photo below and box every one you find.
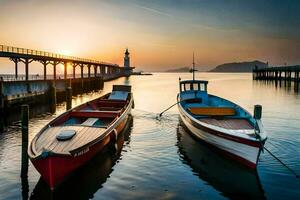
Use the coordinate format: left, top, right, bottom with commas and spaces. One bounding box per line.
75, 93, 133, 152
29, 92, 133, 159
29, 94, 110, 157
177, 94, 262, 147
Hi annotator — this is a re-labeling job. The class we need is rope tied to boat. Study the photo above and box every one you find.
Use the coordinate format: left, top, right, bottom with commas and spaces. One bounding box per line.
157, 100, 186, 118
264, 145, 299, 179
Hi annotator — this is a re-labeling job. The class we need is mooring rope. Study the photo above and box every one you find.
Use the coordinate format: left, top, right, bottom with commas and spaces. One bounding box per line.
264, 145, 299, 179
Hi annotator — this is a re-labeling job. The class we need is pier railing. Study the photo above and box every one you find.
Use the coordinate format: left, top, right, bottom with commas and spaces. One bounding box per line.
0, 45, 118, 66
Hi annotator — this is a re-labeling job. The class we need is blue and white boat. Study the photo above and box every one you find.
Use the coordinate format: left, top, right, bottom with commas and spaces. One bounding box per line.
177, 57, 267, 169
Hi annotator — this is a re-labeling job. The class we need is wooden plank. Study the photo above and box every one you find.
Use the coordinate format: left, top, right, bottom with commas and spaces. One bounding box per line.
69, 127, 106, 151
199, 118, 253, 130
68, 127, 93, 150
47, 127, 72, 152
51, 126, 84, 153
60, 126, 91, 152
36, 126, 61, 152
35, 126, 84, 154
189, 107, 236, 116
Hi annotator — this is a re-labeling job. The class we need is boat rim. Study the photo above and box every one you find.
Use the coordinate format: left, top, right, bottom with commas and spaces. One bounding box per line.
177, 93, 261, 142
28, 92, 133, 159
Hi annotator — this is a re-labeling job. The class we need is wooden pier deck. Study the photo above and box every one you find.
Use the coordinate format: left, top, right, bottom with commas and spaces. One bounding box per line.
253, 65, 300, 91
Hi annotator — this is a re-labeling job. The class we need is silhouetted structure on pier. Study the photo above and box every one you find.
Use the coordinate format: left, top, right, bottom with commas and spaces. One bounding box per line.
253, 65, 300, 91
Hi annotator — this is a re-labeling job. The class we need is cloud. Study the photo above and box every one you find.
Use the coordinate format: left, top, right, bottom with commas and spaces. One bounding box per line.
130, 2, 173, 18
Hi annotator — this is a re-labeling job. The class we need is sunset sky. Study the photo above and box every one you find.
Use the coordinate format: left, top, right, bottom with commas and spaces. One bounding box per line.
1, 0, 300, 73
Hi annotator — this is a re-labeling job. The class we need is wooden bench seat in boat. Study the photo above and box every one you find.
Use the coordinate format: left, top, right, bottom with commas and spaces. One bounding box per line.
81, 118, 99, 126
96, 100, 127, 107
70, 110, 120, 118
85, 100, 126, 110
188, 107, 236, 116
34, 125, 107, 155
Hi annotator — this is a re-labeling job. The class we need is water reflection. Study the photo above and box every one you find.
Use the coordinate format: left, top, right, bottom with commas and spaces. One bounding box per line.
3, 104, 54, 127
177, 119, 265, 199
253, 80, 300, 94
29, 116, 133, 200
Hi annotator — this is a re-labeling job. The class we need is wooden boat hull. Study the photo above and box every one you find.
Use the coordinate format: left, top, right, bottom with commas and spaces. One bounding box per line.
177, 122, 265, 199
31, 114, 129, 190
178, 104, 263, 169
30, 116, 133, 199
29, 86, 133, 190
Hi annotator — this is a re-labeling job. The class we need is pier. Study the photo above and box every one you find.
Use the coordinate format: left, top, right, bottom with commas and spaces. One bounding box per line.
0, 45, 134, 131
253, 65, 300, 91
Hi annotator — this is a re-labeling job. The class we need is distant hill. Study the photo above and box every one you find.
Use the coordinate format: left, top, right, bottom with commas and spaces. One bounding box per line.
210, 61, 267, 72
165, 67, 191, 72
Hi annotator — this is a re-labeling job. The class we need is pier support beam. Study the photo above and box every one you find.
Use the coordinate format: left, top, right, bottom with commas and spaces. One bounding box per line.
43, 63, 47, 80
284, 71, 287, 86
10, 58, 20, 80
279, 71, 282, 87
39, 60, 50, 80
73, 66, 76, 79
51, 61, 58, 80
19, 58, 33, 81
94, 65, 98, 77
72, 63, 77, 79
88, 64, 91, 78
100, 66, 105, 75
64, 62, 68, 80
80, 64, 84, 79
294, 72, 297, 91
25, 59, 29, 81
15, 61, 18, 79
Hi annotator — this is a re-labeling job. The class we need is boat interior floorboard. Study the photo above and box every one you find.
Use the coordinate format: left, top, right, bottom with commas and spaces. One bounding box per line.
199, 118, 254, 130
35, 126, 106, 154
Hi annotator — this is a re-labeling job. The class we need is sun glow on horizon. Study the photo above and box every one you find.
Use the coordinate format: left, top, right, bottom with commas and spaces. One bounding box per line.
58, 49, 72, 56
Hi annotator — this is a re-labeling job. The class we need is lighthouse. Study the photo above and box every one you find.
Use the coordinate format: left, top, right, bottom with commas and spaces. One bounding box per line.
124, 48, 133, 75
124, 48, 130, 68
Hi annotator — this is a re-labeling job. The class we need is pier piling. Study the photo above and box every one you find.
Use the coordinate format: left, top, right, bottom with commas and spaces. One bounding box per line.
100, 76, 104, 89
66, 81, 72, 110
0, 77, 4, 132
253, 66, 300, 91
49, 81, 56, 113
21, 104, 29, 178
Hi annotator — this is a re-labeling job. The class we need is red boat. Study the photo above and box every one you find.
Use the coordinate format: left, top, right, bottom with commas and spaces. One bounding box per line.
28, 85, 134, 190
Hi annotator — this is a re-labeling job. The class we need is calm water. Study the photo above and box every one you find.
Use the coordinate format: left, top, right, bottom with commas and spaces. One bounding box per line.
0, 73, 300, 200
